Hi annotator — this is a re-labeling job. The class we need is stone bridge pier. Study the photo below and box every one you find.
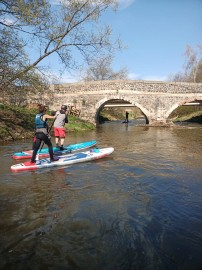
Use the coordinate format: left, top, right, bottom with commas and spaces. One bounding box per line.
47, 80, 202, 126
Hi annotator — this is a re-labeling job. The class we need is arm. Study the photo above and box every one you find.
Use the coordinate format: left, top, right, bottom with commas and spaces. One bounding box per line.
42, 114, 56, 121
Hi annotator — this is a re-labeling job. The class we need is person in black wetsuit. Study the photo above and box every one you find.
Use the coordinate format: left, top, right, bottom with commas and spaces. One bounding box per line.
31, 104, 59, 163
125, 111, 129, 123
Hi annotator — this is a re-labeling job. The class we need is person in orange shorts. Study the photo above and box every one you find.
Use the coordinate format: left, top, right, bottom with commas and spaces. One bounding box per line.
54, 105, 68, 150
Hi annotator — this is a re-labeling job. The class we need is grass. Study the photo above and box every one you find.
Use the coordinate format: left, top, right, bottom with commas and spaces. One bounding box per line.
169, 106, 202, 123
67, 116, 95, 132
0, 104, 95, 142
0, 103, 201, 142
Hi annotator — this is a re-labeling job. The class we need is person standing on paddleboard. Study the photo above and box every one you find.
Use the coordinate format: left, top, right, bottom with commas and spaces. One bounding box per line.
125, 111, 129, 123
31, 104, 59, 163
53, 105, 68, 150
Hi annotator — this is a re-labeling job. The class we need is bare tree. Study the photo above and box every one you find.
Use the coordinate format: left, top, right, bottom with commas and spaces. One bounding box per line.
0, 0, 122, 91
171, 44, 202, 83
81, 55, 128, 81
183, 45, 202, 82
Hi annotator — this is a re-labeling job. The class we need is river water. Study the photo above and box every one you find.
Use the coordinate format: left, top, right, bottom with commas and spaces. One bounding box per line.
0, 120, 202, 270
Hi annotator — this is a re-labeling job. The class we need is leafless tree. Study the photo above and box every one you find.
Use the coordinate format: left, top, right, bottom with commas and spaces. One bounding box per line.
0, 0, 122, 93
81, 55, 128, 81
171, 44, 202, 83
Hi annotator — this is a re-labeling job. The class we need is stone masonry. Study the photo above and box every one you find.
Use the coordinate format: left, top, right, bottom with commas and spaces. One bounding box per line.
45, 80, 202, 125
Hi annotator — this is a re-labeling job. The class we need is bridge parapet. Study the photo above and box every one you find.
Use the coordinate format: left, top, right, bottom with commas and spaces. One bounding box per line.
52, 80, 202, 94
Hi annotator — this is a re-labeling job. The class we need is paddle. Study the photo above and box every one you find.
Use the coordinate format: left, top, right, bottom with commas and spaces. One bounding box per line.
35, 118, 56, 160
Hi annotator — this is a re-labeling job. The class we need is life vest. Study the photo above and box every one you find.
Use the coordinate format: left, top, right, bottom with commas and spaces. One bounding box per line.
35, 113, 48, 129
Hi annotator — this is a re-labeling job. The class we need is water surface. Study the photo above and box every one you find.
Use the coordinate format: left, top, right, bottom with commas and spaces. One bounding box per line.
0, 120, 202, 270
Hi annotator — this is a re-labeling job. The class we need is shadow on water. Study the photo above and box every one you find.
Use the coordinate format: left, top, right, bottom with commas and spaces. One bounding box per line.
0, 120, 202, 270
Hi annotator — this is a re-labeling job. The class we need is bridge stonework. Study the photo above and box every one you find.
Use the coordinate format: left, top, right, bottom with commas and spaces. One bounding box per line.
48, 80, 202, 126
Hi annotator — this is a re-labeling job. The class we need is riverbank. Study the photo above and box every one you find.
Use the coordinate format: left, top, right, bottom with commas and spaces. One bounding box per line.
169, 105, 202, 124
0, 104, 201, 142
0, 104, 95, 142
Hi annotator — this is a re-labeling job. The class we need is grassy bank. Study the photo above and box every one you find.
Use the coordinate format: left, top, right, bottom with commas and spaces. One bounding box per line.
169, 106, 202, 123
0, 104, 95, 142
0, 104, 201, 142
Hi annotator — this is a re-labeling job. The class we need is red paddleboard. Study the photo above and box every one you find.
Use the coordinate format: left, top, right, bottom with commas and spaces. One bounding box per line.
11, 147, 114, 172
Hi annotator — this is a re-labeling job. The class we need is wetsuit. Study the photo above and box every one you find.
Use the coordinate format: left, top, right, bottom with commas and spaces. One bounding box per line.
31, 113, 54, 162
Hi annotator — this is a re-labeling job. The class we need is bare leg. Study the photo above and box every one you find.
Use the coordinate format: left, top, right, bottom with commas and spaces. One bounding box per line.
60, 138, 65, 146
55, 137, 59, 144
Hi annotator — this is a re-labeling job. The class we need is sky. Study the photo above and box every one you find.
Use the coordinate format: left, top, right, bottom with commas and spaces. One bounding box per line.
38, 0, 202, 83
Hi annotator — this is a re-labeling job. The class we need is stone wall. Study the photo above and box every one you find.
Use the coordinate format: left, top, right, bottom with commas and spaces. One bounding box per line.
27, 80, 202, 125
47, 80, 202, 125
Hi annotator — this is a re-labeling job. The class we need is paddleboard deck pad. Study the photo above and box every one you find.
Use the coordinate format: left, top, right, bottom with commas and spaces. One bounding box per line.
12, 140, 96, 160
11, 147, 114, 172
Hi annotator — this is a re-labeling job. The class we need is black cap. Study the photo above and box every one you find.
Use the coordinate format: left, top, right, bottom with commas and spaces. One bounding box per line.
61, 105, 67, 110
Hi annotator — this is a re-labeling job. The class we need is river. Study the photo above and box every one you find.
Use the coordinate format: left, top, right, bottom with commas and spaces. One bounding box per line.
0, 120, 202, 270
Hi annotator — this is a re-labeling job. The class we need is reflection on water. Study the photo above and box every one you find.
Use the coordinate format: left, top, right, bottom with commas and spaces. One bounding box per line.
0, 120, 202, 270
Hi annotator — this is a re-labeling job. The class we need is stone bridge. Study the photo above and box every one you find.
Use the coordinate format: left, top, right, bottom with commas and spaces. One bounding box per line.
47, 80, 202, 126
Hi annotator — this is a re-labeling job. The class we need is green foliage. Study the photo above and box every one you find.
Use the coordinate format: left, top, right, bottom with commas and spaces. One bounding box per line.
169, 106, 202, 123
2, 104, 36, 129
0, 104, 95, 141
169, 106, 201, 118
0, 104, 37, 140
67, 115, 95, 132
0, 126, 9, 140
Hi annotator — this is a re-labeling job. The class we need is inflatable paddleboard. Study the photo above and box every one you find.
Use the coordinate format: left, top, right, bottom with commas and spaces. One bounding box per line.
10, 147, 114, 172
12, 140, 96, 160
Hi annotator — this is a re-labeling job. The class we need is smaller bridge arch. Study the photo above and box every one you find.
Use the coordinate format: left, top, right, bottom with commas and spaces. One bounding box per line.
165, 98, 202, 119
166, 103, 179, 119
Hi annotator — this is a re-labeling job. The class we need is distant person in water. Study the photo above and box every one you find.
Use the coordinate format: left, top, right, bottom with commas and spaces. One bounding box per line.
125, 111, 129, 123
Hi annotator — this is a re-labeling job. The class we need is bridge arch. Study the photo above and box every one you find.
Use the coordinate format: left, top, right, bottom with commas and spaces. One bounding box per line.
166, 103, 180, 119
165, 98, 202, 119
94, 97, 150, 124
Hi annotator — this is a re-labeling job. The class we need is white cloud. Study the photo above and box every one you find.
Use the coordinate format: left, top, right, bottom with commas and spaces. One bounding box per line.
0, 18, 15, 26
118, 0, 136, 10
142, 75, 167, 82
128, 72, 167, 82
128, 72, 140, 80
